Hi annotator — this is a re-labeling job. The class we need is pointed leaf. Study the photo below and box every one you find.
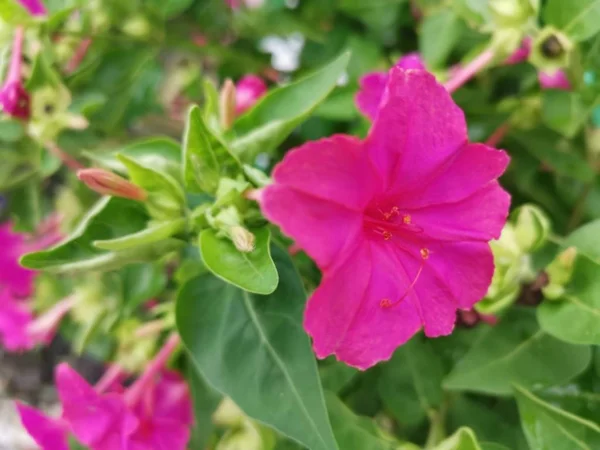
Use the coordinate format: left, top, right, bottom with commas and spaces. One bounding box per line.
94, 218, 187, 251
230, 52, 350, 160
514, 386, 600, 449
199, 227, 278, 295
176, 246, 338, 450
443, 309, 591, 395
182, 105, 240, 194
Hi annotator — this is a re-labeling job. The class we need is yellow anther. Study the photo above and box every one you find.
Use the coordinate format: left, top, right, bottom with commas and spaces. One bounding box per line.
403, 214, 411, 224
420, 248, 430, 259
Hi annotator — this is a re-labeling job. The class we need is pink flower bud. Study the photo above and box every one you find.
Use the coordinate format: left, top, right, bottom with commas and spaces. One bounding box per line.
220, 78, 237, 129
77, 168, 148, 201
0, 27, 30, 120
538, 70, 571, 91
17, 0, 46, 16
235, 75, 267, 115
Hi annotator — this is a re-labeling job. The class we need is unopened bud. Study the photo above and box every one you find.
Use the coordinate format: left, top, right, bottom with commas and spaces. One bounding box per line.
489, 0, 536, 28
219, 78, 236, 130
542, 247, 577, 300
229, 226, 255, 253
121, 15, 151, 39
77, 168, 148, 201
213, 398, 245, 428
513, 204, 551, 252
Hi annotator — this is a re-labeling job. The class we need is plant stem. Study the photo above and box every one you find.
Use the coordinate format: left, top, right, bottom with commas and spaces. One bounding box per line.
444, 49, 495, 94
485, 121, 511, 147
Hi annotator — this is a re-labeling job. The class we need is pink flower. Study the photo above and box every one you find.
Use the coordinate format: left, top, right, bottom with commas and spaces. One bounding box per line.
0, 291, 34, 350
538, 70, 571, 90
235, 75, 267, 115
356, 53, 425, 120
15, 402, 69, 450
504, 37, 532, 65
259, 69, 510, 369
17, 0, 47, 16
0, 27, 30, 120
0, 222, 36, 297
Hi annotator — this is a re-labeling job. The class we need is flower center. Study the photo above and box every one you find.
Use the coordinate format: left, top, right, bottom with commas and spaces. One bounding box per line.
363, 204, 430, 309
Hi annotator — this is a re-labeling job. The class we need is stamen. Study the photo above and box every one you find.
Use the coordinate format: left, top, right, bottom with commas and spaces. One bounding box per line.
403, 214, 411, 224
380, 248, 430, 309
383, 231, 392, 240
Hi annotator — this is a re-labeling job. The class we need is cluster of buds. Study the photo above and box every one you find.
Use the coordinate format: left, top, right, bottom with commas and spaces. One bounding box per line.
213, 398, 276, 450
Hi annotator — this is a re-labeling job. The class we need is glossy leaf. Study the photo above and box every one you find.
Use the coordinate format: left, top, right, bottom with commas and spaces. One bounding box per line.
118, 154, 186, 220
514, 386, 600, 449
176, 245, 338, 450
21, 197, 184, 272
182, 105, 240, 194
93, 218, 187, 251
230, 52, 350, 160
419, 9, 462, 69
544, 0, 600, 42
443, 309, 591, 395
199, 227, 278, 295
378, 334, 445, 426
325, 393, 402, 450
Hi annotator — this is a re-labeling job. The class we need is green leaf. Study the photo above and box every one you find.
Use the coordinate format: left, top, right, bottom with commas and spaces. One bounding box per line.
186, 360, 222, 450
320, 361, 358, 394
514, 385, 600, 449
378, 334, 445, 426
118, 154, 186, 220
443, 309, 591, 395
538, 253, 600, 345
146, 0, 193, 17
199, 227, 278, 295
230, 52, 350, 160
0, 0, 33, 24
542, 90, 600, 138
419, 9, 462, 69
451, 0, 491, 26
433, 427, 482, 450
544, 0, 600, 42
325, 392, 400, 450
176, 245, 338, 450
565, 219, 600, 262
182, 105, 241, 194
21, 197, 183, 272
119, 263, 167, 314
93, 218, 187, 251
86, 138, 182, 179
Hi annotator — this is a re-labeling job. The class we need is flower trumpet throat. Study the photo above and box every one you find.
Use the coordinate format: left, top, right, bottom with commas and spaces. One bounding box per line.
77, 168, 148, 201
258, 69, 510, 369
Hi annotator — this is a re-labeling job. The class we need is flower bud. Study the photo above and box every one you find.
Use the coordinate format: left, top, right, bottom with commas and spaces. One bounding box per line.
529, 27, 574, 73
229, 226, 255, 253
235, 75, 267, 115
542, 247, 577, 300
77, 168, 148, 201
216, 420, 275, 450
213, 398, 245, 428
220, 78, 236, 130
121, 15, 152, 39
489, 0, 537, 28
513, 204, 551, 252
538, 70, 571, 91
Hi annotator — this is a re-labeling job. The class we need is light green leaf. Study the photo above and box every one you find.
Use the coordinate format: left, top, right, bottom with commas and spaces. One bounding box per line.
199, 227, 278, 295
544, 0, 600, 42
21, 197, 183, 273
182, 105, 240, 194
325, 393, 401, 450
514, 385, 600, 449
451, 0, 491, 26
94, 218, 187, 251
419, 9, 463, 69
176, 245, 338, 450
378, 334, 445, 426
564, 219, 600, 262
0, 0, 33, 24
118, 154, 186, 220
443, 309, 591, 395
542, 91, 600, 138
433, 427, 481, 450
230, 52, 350, 160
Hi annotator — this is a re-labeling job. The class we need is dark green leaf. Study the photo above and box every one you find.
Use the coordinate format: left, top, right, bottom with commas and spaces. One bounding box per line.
544, 0, 600, 42
443, 309, 591, 395
230, 52, 350, 160
419, 9, 462, 69
542, 90, 600, 138
514, 385, 600, 449
176, 245, 338, 450
199, 227, 278, 295
186, 359, 222, 450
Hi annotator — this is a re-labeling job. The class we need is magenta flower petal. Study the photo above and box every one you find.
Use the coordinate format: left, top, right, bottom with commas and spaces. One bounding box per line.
56, 363, 138, 449
0, 222, 36, 298
16, 402, 69, 450
261, 68, 510, 368
235, 75, 267, 115
538, 70, 571, 91
504, 37, 532, 65
396, 52, 426, 70
366, 69, 467, 189
17, 0, 47, 16
355, 72, 388, 121
0, 290, 34, 351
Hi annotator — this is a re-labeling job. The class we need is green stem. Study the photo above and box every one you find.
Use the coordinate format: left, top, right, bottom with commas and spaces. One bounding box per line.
424, 399, 449, 449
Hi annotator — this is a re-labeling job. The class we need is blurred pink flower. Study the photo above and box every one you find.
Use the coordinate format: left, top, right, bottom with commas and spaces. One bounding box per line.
226, 0, 263, 9
356, 53, 425, 120
235, 75, 267, 115
538, 70, 571, 90
0, 222, 36, 298
504, 37, 532, 65
0, 28, 30, 120
16, 402, 69, 450
259, 69, 510, 369
17, 0, 46, 16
